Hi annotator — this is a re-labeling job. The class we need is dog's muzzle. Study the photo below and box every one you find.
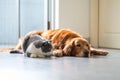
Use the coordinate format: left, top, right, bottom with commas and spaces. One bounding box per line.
84, 51, 89, 57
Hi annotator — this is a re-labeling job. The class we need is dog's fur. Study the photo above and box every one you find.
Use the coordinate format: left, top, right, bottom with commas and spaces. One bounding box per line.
0, 29, 108, 57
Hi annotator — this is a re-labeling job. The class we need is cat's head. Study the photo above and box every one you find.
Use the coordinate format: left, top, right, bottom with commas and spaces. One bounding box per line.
34, 40, 52, 53
41, 40, 52, 53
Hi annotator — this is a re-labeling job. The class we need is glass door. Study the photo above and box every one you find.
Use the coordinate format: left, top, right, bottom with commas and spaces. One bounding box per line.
20, 0, 48, 36
0, 0, 19, 44
0, 0, 48, 44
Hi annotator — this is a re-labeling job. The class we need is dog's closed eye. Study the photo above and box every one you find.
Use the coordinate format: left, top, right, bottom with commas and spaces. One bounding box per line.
76, 44, 81, 47
86, 44, 89, 47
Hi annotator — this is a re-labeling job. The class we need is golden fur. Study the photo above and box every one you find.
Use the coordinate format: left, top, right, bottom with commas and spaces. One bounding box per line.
0, 29, 108, 57
14, 29, 108, 57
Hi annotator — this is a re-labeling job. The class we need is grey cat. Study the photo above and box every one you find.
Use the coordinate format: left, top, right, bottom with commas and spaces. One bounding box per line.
22, 34, 53, 58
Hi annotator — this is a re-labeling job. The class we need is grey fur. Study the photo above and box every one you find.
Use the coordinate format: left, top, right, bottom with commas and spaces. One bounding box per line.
22, 35, 53, 58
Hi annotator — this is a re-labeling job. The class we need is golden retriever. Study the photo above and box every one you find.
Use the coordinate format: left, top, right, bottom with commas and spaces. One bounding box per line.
11, 29, 108, 57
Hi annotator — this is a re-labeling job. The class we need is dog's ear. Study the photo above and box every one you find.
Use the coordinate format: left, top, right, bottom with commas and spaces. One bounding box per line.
63, 40, 75, 56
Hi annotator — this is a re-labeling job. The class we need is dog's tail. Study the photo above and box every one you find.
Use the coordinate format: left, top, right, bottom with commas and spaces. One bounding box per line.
0, 48, 22, 54
9, 50, 23, 54
0, 48, 14, 52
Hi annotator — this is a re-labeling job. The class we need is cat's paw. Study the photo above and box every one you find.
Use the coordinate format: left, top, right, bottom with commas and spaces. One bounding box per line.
30, 54, 38, 58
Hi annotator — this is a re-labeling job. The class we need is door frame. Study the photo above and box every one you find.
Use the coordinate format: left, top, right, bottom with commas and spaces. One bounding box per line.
90, 0, 99, 48
49, 0, 59, 29
44, 0, 49, 30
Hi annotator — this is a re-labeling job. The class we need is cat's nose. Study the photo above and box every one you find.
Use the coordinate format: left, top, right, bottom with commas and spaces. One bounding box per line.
26, 53, 31, 57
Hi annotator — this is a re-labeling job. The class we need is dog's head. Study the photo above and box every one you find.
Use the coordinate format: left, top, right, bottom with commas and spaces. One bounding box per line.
64, 38, 91, 57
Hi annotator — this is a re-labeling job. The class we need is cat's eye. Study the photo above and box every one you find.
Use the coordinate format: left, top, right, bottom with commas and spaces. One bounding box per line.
76, 44, 81, 47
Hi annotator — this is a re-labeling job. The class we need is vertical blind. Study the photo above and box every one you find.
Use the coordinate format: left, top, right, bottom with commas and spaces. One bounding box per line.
0, 0, 47, 44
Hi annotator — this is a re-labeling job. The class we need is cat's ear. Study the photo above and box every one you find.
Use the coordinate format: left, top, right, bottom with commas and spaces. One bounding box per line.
42, 41, 48, 46
42, 40, 52, 46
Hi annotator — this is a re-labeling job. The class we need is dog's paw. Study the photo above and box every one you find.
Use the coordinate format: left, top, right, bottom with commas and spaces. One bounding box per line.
91, 49, 109, 56
53, 49, 63, 57
98, 50, 109, 56
63, 48, 71, 55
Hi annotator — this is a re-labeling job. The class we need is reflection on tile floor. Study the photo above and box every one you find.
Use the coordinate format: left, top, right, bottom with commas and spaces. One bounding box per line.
0, 49, 120, 80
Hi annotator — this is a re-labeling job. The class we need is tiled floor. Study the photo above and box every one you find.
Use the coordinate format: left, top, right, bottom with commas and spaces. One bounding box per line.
0, 49, 120, 80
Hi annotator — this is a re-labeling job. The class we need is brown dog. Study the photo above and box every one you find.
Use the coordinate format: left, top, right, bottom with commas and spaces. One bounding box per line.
11, 29, 108, 57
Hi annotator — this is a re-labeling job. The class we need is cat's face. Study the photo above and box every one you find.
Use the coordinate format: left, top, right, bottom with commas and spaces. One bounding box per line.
41, 40, 52, 53
34, 40, 52, 53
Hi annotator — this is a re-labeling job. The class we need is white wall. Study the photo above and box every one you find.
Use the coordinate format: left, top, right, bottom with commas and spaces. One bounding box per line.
59, 0, 90, 38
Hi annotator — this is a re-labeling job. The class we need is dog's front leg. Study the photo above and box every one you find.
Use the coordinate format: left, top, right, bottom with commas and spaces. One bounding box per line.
90, 48, 109, 56
53, 49, 63, 57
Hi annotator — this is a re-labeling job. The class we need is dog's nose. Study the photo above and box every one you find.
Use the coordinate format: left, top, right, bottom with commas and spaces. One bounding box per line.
84, 51, 89, 57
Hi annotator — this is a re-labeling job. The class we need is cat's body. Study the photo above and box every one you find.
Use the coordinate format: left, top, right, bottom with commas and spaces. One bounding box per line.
18, 34, 53, 58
